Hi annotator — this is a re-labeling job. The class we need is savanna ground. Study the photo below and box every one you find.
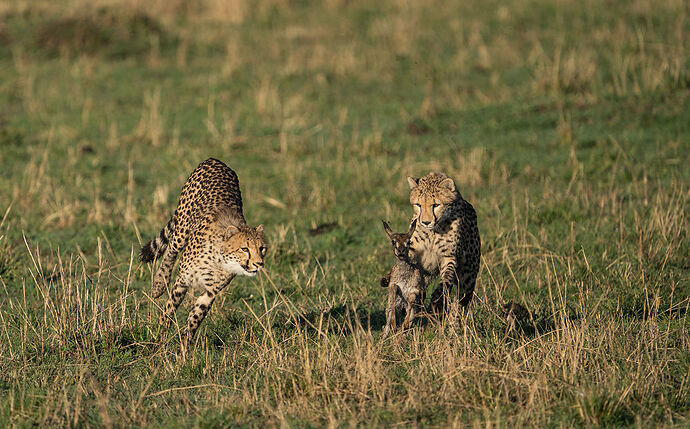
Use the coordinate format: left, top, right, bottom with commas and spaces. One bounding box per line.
0, 0, 688, 426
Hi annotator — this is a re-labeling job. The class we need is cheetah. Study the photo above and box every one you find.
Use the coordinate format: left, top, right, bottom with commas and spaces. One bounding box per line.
139, 158, 267, 352
380, 219, 431, 336
406, 172, 481, 315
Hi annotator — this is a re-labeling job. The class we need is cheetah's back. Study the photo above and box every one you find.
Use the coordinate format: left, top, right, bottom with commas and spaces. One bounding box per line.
139, 158, 246, 264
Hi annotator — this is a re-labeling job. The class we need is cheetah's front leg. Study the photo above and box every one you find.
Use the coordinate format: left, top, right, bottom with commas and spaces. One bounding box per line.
181, 290, 216, 354
181, 275, 234, 355
428, 258, 458, 316
455, 266, 478, 307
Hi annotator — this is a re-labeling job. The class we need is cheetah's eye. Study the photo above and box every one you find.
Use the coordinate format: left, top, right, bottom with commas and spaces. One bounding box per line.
414, 203, 421, 208
432, 203, 439, 209
241, 247, 249, 253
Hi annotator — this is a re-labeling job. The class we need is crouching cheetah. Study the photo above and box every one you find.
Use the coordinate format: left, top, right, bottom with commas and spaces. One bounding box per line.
380, 219, 431, 336
407, 172, 480, 315
139, 158, 267, 353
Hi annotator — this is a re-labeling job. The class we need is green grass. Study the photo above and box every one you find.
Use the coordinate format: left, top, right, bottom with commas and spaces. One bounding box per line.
0, 0, 688, 426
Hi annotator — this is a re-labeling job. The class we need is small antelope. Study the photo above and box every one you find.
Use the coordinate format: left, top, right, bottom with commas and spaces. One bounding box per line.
380, 219, 429, 336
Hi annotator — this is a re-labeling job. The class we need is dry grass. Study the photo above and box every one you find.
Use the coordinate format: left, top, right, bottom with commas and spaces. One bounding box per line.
1, 171, 687, 425
0, 0, 688, 426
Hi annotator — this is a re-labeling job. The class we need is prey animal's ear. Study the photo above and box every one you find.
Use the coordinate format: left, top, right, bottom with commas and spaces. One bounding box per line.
255, 224, 264, 234
382, 220, 393, 238
407, 218, 417, 236
407, 176, 419, 189
439, 177, 456, 193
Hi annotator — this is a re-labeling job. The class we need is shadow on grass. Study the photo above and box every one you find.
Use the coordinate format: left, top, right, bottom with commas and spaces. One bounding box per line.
274, 302, 451, 339
275, 304, 389, 336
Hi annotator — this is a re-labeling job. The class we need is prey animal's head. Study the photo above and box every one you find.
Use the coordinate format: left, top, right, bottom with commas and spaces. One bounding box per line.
382, 219, 417, 261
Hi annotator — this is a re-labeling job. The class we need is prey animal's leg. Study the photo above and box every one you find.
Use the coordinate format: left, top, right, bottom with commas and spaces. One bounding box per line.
419, 286, 427, 311
382, 282, 397, 337
402, 291, 418, 330
416, 273, 432, 316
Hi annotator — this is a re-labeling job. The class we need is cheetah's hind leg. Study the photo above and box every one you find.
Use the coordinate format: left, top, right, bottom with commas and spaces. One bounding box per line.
427, 282, 452, 317
151, 240, 183, 299
159, 276, 189, 332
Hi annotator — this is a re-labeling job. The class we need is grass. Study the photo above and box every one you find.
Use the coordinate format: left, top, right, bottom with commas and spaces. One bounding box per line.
0, 0, 688, 426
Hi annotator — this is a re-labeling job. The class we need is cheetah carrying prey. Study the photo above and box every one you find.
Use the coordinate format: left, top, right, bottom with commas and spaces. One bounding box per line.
407, 172, 481, 315
140, 158, 267, 353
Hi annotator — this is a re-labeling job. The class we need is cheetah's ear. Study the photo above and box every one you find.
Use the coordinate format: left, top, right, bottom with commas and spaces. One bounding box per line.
439, 177, 456, 193
407, 176, 419, 190
224, 225, 240, 240
255, 224, 264, 234
381, 220, 393, 238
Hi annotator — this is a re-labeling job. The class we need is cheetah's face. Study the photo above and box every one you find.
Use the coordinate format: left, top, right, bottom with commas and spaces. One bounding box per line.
408, 173, 456, 230
220, 225, 267, 276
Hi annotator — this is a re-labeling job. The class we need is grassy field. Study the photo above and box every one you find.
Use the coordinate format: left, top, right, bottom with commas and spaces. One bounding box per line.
0, 0, 688, 426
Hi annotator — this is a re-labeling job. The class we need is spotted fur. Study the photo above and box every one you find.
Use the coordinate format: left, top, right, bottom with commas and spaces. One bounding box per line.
407, 172, 481, 314
140, 158, 267, 353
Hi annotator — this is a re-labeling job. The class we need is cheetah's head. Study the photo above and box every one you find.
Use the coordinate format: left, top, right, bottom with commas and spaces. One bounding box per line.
219, 225, 267, 276
407, 172, 457, 230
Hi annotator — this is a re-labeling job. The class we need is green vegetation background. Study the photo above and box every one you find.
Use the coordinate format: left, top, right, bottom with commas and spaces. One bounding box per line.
0, 0, 688, 426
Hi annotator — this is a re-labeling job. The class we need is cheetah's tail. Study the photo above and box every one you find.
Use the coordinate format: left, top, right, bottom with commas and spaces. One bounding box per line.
139, 216, 176, 263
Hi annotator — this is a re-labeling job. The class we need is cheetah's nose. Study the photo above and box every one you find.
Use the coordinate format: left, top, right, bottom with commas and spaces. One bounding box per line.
421, 220, 431, 226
